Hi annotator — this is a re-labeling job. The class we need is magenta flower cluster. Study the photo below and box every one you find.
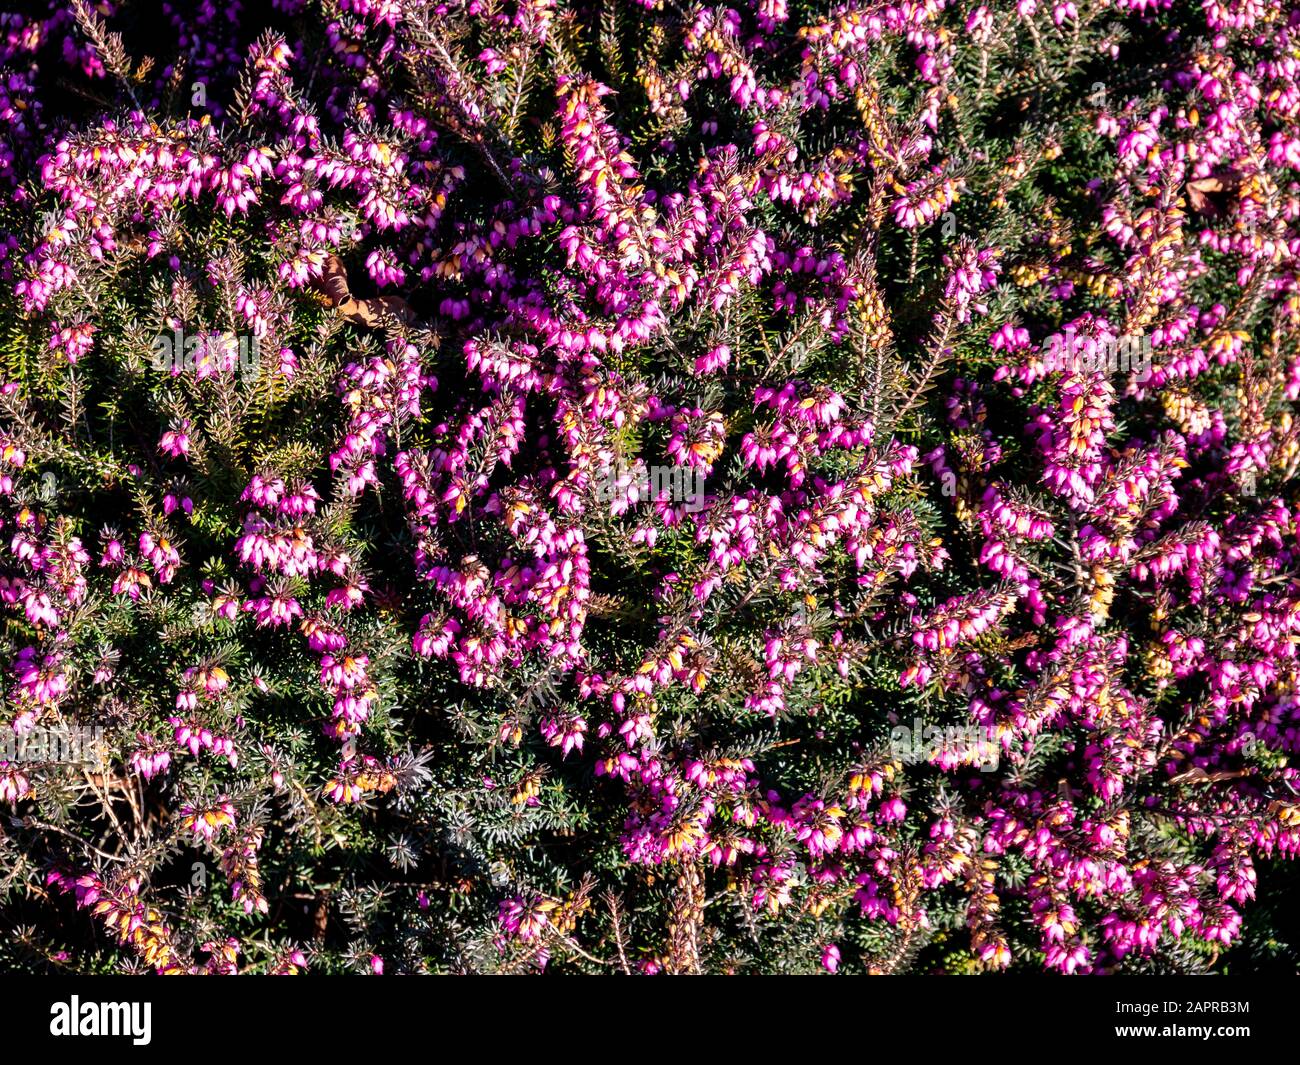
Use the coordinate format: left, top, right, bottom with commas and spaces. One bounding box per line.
0, 0, 1296, 976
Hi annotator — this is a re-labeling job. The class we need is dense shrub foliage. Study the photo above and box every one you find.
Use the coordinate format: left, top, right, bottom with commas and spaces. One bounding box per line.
0, 0, 1299, 975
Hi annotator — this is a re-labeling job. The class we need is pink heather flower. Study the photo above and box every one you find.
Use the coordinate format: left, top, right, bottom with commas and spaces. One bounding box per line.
891, 168, 962, 229
247, 592, 303, 627
99, 531, 126, 567
499, 895, 553, 941
130, 739, 172, 781
878, 797, 907, 822
666, 408, 726, 470
365, 248, 405, 288
943, 242, 1001, 323
539, 712, 587, 757
50, 321, 96, 363
320, 654, 369, 691
111, 566, 152, 600
159, 423, 192, 459
695, 344, 731, 374
179, 798, 237, 843
0, 763, 32, 804
139, 531, 180, 582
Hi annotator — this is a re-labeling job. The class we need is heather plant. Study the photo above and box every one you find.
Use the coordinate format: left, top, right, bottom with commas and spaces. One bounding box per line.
0, 0, 1298, 976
